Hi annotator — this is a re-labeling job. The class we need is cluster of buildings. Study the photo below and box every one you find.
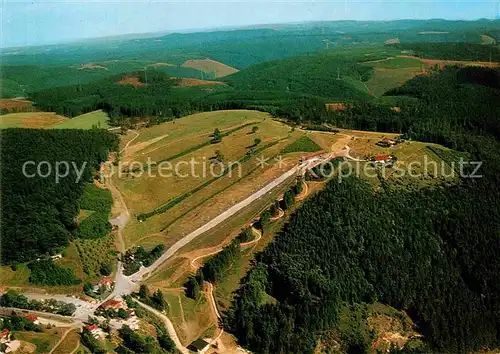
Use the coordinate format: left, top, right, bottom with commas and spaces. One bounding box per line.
0, 328, 21, 353
87, 297, 139, 338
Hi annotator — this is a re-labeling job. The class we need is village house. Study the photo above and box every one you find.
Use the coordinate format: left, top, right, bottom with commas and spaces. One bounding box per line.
87, 324, 102, 339
99, 298, 124, 311
93, 278, 114, 293
23, 314, 40, 325
372, 154, 394, 165
187, 338, 211, 354
0, 329, 10, 344
99, 278, 113, 290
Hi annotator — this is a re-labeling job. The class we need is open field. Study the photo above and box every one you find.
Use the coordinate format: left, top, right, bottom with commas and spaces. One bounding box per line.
118, 120, 301, 250
113, 108, 343, 254
15, 328, 63, 354
182, 58, 239, 78
160, 290, 214, 345
0, 98, 34, 112
363, 55, 500, 97
363, 57, 424, 96
117, 75, 145, 87
398, 55, 500, 69
50, 329, 81, 354
0, 263, 83, 295
78, 63, 108, 70
0, 112, 67, 129
117, 111, 454, 253
145, 173, 297, 287
174, 78, 227, 87
51, 109, 110, 129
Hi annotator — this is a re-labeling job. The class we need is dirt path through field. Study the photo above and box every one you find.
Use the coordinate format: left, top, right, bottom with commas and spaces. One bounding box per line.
188, 227, 262, 269
123, 133, 169, 160
48, 327, 81, 354
120, 130, 140, 154
204, 282, 225, 350
295, 181, 309, 201
133, 299, 190, 354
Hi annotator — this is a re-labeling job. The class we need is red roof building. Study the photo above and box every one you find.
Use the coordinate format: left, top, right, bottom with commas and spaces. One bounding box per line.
24, 314, 38, 322
374, 154, 391, 162
87, 324, 98, 332
0, 329, 10, 340
99, 278, 113, 286
100, 298, 123, 310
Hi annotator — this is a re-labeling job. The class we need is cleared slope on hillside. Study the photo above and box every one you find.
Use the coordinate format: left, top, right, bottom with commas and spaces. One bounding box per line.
182, 58, 238, 78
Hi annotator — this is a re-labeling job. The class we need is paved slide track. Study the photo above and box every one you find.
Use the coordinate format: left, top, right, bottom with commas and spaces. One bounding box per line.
129, 161, 308, 283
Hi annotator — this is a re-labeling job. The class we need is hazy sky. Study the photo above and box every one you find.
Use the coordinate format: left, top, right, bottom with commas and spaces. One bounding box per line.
2, 0, 499, 48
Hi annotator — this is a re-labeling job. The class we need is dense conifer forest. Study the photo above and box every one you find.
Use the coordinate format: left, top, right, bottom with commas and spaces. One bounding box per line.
0, 129, 118, 264
224, 67, 500, 353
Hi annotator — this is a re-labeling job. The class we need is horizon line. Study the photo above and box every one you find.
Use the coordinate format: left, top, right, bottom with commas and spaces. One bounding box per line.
1, 17, 498, 50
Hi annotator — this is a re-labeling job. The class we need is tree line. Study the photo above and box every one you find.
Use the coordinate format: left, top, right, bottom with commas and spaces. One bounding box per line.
0, 290, 76, 316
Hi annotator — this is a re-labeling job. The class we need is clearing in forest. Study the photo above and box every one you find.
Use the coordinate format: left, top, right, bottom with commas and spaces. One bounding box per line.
0, 111, 68, 129
78, 63, 108, 70
116, 75, 146, 87
174, 78, 228, 87
51, 110, 110, 129
362, 57, 424, 97
115, 110, 338, 251
0, 98, 34, 112
182, 58, 239, 78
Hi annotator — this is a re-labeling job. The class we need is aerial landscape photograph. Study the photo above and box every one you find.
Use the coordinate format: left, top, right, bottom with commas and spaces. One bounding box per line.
1, 0, 500, 353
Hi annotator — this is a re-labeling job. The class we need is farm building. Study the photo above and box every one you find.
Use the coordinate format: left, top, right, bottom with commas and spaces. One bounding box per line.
187, 338, 210, 354
372, 155, 394, 164
376, 138, 397, 147
99, 298, 124, 310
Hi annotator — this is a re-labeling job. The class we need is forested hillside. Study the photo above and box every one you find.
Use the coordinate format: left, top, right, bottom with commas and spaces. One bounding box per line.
223, 54, 373, 100
3, 19, 498, 98
1, 129, 118, 264
225, 67, 500, 353
28, 56, 372, 125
